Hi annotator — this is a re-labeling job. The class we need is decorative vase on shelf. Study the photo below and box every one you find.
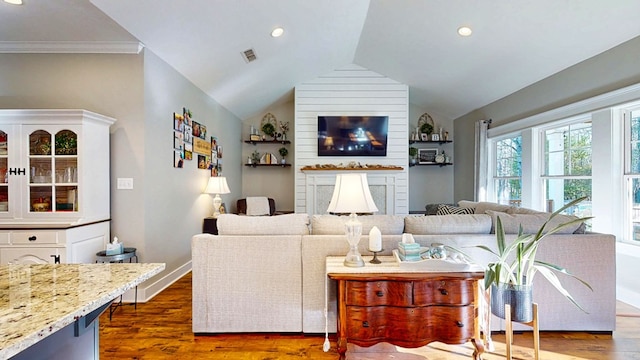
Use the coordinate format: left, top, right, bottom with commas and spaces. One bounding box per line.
281, 159, 286, 164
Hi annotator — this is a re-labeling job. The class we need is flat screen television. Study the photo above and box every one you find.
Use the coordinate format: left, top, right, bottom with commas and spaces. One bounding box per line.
317, 116, 388, 156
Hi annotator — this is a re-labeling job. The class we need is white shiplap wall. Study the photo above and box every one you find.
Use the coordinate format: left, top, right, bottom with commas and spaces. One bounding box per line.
294, 64, 409, 214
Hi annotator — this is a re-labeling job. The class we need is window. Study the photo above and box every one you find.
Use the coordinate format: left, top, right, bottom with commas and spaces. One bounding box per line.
493, 135, 522, 206
542, 121, 592, 216
625, 108, 640, 244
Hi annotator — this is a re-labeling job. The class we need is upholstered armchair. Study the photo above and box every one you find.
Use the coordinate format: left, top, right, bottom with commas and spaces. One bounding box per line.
236, 197, 276, 216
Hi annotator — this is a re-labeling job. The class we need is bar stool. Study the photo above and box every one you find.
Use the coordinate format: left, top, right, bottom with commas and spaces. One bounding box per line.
95, 247, 138, 319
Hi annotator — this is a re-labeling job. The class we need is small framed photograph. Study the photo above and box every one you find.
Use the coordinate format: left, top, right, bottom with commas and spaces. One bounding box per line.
420, 133, 429, 141
250, 134, 261, 141
418, 148, 438, 164
431, 134, 440, 141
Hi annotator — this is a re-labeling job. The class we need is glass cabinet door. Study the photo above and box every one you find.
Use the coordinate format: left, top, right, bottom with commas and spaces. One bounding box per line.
28, 129, 78, 213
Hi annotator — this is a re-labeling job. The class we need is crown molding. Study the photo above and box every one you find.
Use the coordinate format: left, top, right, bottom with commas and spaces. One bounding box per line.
0, 41, 144, 54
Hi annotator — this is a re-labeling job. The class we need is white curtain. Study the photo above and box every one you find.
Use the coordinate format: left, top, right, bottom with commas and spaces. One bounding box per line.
474, 119, 491, 201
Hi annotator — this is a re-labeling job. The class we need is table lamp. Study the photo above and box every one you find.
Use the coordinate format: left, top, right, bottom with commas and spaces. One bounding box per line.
324, 136, 334, 150
204, 176, 230, 218
327, 173, 378, 267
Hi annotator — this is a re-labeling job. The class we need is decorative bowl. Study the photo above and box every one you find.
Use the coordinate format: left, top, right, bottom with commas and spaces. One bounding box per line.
32, 202, 49, 212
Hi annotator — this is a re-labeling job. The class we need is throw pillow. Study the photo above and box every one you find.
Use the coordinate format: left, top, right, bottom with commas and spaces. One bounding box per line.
436, 204, 475, 215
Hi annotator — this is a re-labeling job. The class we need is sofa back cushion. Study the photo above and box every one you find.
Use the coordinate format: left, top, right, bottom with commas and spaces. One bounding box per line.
485, 210, 583, 234
311, 214, 405, 235
404, 214, 492, 234
458, 200, 512, 214
458, 200, 548, 215
217, 213, 310, 235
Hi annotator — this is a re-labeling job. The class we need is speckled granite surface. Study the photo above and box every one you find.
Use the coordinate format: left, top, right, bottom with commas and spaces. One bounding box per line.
0, 263, 165, 359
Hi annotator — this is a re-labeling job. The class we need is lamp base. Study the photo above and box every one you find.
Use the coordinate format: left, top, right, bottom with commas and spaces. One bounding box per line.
342, 213, 365, 267
343, 253, 365, 267
212, 194, 222, 218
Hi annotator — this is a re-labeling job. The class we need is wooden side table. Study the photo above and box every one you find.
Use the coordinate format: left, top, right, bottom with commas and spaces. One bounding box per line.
203, 217, 218, 234
326, 256, 485, 360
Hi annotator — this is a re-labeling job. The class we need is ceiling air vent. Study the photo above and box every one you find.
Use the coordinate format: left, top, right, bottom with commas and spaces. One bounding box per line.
242, 48, 257, 63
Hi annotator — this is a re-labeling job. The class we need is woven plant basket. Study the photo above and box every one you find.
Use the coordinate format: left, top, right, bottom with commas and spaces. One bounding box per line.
491, 282, 534, 323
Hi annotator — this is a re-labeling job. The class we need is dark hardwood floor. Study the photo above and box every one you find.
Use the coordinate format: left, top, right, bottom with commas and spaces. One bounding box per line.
99, 272, 640, 359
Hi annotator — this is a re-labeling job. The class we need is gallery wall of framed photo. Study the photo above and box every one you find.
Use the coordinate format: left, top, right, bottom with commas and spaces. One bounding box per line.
173, 107, 223, 176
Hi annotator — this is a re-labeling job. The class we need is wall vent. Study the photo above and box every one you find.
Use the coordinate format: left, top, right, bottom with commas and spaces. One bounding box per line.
242, 48, 257, 63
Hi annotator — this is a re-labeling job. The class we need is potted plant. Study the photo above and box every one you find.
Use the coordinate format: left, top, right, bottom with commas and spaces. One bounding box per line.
262, 122, 276, 139
278, 147, 288, 164
409, 146, 418, 165
250, 150, 261, 166
454, 196, 593, 322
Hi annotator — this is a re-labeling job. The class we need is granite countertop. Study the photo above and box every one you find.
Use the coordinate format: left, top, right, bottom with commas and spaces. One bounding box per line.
0, 262, 165, 359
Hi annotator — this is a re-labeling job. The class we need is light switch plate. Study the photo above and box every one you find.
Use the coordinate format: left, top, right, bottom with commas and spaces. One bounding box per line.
117, 178, 134, 190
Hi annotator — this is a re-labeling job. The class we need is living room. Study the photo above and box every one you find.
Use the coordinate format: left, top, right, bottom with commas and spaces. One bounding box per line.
1, 2, 640, 356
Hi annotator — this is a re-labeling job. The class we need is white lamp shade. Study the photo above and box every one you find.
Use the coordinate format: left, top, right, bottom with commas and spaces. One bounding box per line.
327, 173, 378, 214
204, 176, 230, 194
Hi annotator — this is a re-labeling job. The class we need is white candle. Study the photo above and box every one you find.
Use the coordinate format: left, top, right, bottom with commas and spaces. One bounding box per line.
369, 226, 382, 252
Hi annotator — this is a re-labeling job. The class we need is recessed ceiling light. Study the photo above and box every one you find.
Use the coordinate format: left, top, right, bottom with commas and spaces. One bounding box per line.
457, 26, 472, 37
271, 27, 284, 38
4, 0, 23, 4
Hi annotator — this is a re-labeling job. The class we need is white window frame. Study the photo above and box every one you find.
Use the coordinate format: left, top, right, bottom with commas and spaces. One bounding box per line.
489, 133, 523, 206
538, 117, 593, 214
622, 103, 640, 245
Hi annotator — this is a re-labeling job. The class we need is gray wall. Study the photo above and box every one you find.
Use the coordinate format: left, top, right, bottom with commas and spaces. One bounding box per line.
0, 50, 242, 293
140, 51, 242, 272
454, 35, 640, 202
408, 104, 454, 211
241, 100, 295, 212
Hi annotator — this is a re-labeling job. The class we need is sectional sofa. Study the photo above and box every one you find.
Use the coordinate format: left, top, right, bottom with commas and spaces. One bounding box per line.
191, 202, 616, 335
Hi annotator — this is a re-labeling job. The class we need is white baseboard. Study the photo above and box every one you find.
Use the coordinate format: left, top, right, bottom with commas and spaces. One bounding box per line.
616, 243, 640, 310
120, 260, 192, 303
617, 286, 640, 310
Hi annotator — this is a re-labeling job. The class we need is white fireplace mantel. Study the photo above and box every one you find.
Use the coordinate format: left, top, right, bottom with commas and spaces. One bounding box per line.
300, 169, 407, 215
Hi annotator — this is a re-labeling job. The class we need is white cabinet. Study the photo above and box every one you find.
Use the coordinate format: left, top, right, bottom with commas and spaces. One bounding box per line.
0, 110, 115, 264
0, 246, 64, 264
0, 221, 110, 264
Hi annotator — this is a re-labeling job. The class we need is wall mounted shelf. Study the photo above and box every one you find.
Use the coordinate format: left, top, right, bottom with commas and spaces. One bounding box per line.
244, 140, 291, 145
245, 163, 291, 168
408, 140, 452, 145
409, 162, 452, 168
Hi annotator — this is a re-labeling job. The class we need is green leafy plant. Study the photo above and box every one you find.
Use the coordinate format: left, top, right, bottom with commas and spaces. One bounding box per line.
262, 122, 276, 137
454, 196, 593, 312
278, 147, 288, 158
409, 146, 418, 158
420, 122, 433, 135
251, 150, 261, 164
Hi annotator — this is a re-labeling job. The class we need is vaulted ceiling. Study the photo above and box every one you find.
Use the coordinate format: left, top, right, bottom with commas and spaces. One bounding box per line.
2, 0, 640, 120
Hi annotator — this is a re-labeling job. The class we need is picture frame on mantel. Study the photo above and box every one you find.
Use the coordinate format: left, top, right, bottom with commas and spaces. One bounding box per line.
418, 148, 437, 164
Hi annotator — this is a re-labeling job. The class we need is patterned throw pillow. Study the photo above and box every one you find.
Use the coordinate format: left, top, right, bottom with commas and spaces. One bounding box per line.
436, 204, 475, 215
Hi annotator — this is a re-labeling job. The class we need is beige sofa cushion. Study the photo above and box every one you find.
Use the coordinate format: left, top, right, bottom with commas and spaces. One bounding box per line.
217, 213, 310, 235
404, 214, 492, 234
310, 214, 405, 235
486, 210, 583, 234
